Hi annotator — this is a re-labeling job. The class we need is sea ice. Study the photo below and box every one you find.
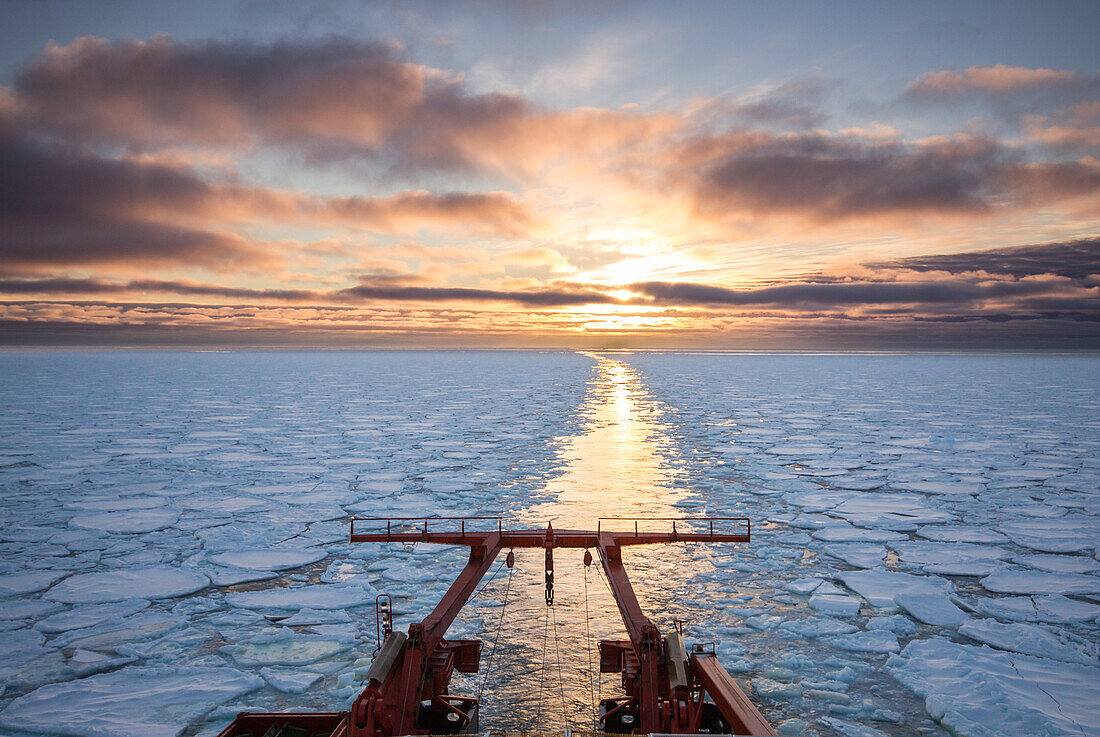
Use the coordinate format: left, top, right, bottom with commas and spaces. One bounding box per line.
813, 527, 907, 543
55, 612, 185, 651
819, 716, 889, 737
915, 526, 1008, 544
889, 638, 1100, 737
226, 583, 374, 611
223, 629, 350, 667
0, 598, 64, 620
1034, 595, 1100, 623
838, 569, 951, 609
830, 493, 952, 530
999, 516, 1099, 553
777, 617, 859, 638
0, 571, 67, 597
1012, 553, 1099, 574
70, 509, 179, 534
279, 608, 352, 626
0, 666, 262, 737
822, 544, 885, 569
207, 567, 278, 587
826, 630, 900, 653
980, 569, 1100, 596
958, 619, 1098, 665
45, 567, 209, 603
208, 548, 327, 571
36, 599, 151, 633
66, 649, 137, 677
894, 593, 968, 627
0, 629, 50, 676
809, 592, 862, 617
259, 666, 324, 693
866, 615, 917, 635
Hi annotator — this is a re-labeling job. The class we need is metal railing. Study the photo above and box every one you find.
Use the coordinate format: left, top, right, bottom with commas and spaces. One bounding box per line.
596, 516, 750, 538
350, 516, 503, 538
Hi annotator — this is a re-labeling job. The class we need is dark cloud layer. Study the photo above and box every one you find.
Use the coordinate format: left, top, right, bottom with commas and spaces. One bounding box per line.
629, 278, 1090, 308
0, 277, 616, 307
676, 132, 1098, 224
2, 237, 1095, 323
13, 35, 529, 171
0, 119, 534, 270
0, 124, 267, 269
871, 237, 1100, 281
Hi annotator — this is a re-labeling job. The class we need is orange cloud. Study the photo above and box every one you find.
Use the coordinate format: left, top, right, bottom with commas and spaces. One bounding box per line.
907, 64, 1088, 96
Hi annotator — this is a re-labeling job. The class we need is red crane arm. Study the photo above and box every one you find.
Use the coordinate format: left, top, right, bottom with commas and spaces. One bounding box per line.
421, 532, 502, 644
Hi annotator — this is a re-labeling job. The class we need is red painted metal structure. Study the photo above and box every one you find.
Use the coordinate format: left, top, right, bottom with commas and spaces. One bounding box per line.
217, 516, 776, 737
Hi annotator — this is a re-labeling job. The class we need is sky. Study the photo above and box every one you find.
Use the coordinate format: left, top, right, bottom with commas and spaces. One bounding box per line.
0, 0, 1097, 349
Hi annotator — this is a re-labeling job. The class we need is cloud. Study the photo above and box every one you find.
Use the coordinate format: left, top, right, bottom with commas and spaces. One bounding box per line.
870, 237, 1100, 281
504, 247, 577, 273
660, 130, 1099, 225
690, 76, 834, 130
673, 132, 1000, 222
907, 64, 1091, 97
629, 277, 1093, 309
0, 276, 618, 307
0, 119, 536, 271
14, 35, 523, 162
0, 127, 272, 270
9, 35, 679, 179
1022, 101, 1100, 152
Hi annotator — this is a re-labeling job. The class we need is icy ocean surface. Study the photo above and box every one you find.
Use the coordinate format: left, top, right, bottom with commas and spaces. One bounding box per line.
0, 350, 1098, 737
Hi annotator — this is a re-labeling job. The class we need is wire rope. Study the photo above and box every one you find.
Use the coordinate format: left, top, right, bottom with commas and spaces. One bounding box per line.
551, 599, 568, 728
584, 558, 596, 727
534, 600, 550, 731
476, 563, 514, 705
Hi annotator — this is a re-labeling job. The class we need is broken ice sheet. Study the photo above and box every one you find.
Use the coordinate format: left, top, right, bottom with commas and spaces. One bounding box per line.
36, 598, 151, 634
0, 666, 262, 737
45, 567, 210, 603
222, 629, 350, 667
959, 619, 1098, 665
70, 509, 179, 534
207, 548, 327, 571
980, 568, 1100, 596
259, 666, 323, 693
838, 569, 951, 609
889, 638, 1100, 737
226, 583, 374, 611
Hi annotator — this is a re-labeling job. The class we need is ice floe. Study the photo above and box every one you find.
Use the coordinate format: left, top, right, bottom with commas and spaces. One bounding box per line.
980, 568, 1100, 595
223, 629, 351, 666
893, 593, 968, 627
0, 666, 262, 737
208, 548, 327, 571
889, 638, 1100, 737
958, 619, 1098, 665
45, 567, 209, 603
226, 583, 374, 611
71, 509, 179, 534
838, 569, 951, 609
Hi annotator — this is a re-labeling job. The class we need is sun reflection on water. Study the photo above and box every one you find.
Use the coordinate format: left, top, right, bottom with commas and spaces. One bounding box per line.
526, 353, 684, 526
463, 354, 700, 730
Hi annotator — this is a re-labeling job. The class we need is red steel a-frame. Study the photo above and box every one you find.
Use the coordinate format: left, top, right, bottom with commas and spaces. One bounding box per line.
217, 516, 776, 737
